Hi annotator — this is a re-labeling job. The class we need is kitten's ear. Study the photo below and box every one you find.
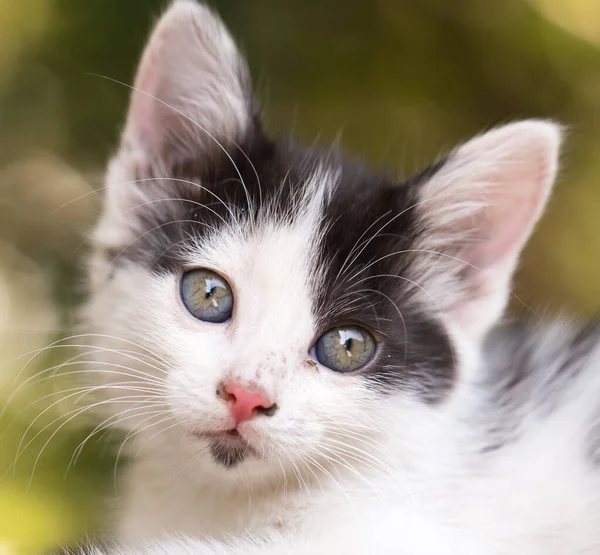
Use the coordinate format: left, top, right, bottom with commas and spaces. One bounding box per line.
121, 0, 251, 170
95, 1, 253, 249
410, 120, 561, 338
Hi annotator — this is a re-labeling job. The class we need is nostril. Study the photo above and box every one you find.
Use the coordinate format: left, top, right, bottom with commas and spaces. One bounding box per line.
255, 403, 278, 417
216, 385, 235, 403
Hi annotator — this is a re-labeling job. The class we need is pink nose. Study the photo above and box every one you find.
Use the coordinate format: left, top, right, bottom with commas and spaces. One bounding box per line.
219, 383, 276, 425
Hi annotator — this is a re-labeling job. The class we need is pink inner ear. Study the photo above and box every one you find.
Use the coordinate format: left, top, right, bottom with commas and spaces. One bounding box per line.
469, 162, 548, 270
125, 30, 170, 155
118, 1, 250, 166
416, 122, 561, 338
452, 123, 559, 272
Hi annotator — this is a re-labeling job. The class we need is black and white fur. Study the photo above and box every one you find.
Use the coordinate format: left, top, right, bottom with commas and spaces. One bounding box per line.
80, 1, 600, 553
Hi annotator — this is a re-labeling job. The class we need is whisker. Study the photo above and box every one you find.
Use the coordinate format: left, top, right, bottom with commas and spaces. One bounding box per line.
346, 248, 482, 284
324, 433, 398, 471
86, 74, 255, 219
335, 210, 393, 281
6, 356, 168, 411
320, 439, 397, 482
113, 415, 178, 491
66, 406, 167, 477
1, 380, 164, 439
125, 197, 230, 227
335, 190, 486, 285
10, 332, 175, 383
11, 392, 162, 475
110, 218, 217, 267
134, 418, 182, 458
353, 273, 456, 370
351, 288, 408, 365
16, 396, 163, 488
120, 177, 237, 220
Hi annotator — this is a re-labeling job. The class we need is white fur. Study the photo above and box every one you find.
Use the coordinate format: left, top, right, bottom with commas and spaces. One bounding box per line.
86, 327, 600, 555
80, 2, 600, 554
83, 120, 600, 554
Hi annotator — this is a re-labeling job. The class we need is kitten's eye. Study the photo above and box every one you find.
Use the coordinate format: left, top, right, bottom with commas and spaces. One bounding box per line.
181, 269, 233, 323
314, 326, 376, 373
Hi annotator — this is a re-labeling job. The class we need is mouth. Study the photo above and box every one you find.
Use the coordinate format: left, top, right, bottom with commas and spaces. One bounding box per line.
193, 429, 256, 469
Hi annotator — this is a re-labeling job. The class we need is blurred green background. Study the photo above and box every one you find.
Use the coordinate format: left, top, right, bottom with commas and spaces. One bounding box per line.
1, 0, 600, 552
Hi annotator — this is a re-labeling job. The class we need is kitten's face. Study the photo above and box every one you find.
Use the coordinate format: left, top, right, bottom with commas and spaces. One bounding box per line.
87, 148, 456, 478
85, 1, 560, 482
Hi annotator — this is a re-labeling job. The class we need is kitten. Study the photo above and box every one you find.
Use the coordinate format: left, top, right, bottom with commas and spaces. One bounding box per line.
80, 1, 600, 553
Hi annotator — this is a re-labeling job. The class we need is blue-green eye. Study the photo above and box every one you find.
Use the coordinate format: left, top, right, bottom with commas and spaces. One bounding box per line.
314, 326, 376, 373
181, 269, 233, 323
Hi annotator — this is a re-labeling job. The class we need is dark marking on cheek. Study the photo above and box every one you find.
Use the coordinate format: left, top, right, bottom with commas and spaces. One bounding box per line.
309, 157, 458, 403
359, 316, 456, 404
304, 359, 319, 372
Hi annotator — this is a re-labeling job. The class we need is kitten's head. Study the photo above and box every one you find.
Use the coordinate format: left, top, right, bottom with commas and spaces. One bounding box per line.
85, 0, 561, 483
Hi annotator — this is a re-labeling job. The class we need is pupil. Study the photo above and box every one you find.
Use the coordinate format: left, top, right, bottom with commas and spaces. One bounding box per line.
344, 338, 354, 351
205, 284, 214, 299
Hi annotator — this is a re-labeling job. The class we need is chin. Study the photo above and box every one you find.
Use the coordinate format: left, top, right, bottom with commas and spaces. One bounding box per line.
171, 426, 283, 485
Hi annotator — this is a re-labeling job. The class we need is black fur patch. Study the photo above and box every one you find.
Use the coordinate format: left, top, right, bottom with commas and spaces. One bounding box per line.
311, 158, 455, 401
110, 120, 455, 403
559, 321, 600, 380
476, 320, 600, 455
210, 440, 248, 468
